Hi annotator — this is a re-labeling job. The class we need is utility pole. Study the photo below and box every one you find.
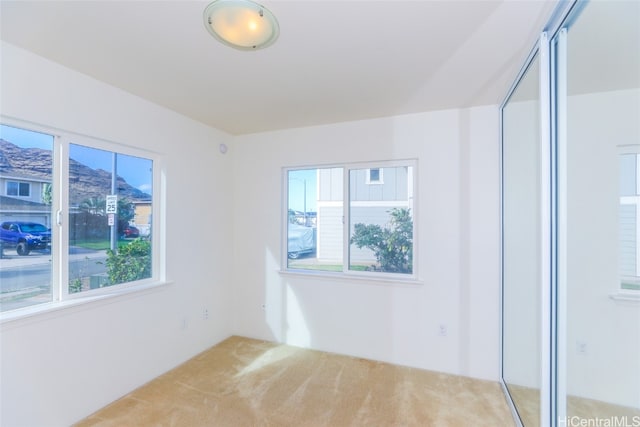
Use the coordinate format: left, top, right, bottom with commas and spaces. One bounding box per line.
303, 179, 307, 226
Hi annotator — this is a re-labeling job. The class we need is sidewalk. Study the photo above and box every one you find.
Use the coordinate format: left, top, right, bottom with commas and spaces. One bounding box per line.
0, 246, 105, 268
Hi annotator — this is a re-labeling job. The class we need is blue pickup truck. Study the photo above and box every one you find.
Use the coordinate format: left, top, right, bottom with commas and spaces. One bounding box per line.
0, 221, 51, 256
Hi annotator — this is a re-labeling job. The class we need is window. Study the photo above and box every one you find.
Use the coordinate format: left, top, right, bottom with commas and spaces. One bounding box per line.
0, 125, 53, 310
6, 181, 30, 197
366, 168, 383, 184
285, 160, 416, 278
67, 143, 154, 295
0, 122, 162, 314
619, 149, 640, 291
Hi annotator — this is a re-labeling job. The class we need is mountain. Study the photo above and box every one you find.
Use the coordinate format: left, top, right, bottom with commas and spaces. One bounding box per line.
0, 139, 151, 205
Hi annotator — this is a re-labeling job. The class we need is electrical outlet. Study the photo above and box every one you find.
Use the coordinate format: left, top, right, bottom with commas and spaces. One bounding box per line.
203, 308, 209, 320
576, 341, 587, 354
438, 324, 448, 337
261, 303, 266, 311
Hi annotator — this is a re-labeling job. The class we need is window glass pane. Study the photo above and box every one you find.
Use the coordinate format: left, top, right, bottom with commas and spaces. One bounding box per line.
619, 204, 636, 276
287, 168, 343, 271
619, 154, 637, 196
349, 165, 413, 274
18, 182, 30, 196
6, 182, 18, 196
69, 144, 153, 293
0, 124, 54, 311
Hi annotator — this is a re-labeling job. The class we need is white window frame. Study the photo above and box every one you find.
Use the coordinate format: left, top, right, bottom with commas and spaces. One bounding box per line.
0, 118, 167, 322
282, 159, 418, 283
60, 134, 164, 300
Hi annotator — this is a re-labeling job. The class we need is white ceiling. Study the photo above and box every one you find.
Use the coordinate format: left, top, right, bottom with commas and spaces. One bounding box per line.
0, 0, 559, 135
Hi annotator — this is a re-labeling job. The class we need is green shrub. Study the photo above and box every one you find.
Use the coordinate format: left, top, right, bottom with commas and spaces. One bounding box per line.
69, 278, 83, 293
106, 239, 151, 284
350, 208, 413, 274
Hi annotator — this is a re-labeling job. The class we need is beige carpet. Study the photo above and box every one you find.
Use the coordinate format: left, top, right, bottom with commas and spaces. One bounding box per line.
507, 383, 640, 426
75, 336, 515, 427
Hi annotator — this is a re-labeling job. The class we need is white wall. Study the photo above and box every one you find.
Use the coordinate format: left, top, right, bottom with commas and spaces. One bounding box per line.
0, 42, 235, 426
232, 106, 502, 381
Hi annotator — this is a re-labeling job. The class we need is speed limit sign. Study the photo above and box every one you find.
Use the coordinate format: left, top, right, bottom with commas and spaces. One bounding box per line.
106, 195, 118, 214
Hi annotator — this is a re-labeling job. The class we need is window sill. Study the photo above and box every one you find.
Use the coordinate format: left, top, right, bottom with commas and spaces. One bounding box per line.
0, 280, 173, 328
609, 291, 640, 303
279, 269, 423, 287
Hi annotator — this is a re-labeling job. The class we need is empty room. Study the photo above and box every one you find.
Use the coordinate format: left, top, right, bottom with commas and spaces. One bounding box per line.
0, 1, 638, 426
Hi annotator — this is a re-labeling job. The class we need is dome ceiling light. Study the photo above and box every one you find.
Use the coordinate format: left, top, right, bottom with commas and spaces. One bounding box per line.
203, 0, 279, 51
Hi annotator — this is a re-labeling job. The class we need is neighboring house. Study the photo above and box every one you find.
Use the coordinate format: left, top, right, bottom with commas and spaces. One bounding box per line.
132, 200, 152, 237
0, 196, 51, 226
0, 174, 52, 226
316, 166, 413, 265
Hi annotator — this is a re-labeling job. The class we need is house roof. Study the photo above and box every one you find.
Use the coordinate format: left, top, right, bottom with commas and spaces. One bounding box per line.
0, 173, 51, 184
0, 195, 50, 212
0, 0, 559, 135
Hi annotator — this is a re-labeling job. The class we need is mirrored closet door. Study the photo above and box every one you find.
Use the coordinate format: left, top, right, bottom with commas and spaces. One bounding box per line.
556, 0, 640, 422
501, 1, 640, 425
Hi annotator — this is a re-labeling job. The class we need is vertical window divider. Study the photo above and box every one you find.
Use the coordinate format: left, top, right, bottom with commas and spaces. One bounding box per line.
281, 168, 290, 270
342, 166, 350, 273
57, 136, 70, 301
154, 156, 166, 283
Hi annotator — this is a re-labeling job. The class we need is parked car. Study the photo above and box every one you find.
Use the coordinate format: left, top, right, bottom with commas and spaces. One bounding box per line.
287, 223, 316, 259
0, 221, 51, 256
121, 225, 139, 239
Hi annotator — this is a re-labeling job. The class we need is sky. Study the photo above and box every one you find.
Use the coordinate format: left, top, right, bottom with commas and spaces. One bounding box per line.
288, 168, 317, 212
1, 124, 152, 192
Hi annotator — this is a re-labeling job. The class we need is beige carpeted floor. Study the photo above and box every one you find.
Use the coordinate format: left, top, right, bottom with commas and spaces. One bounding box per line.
507, 383, 640, 426
75, 336, 516, 427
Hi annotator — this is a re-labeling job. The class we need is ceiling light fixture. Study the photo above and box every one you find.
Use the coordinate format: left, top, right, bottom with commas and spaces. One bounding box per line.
203, 0, 279, 51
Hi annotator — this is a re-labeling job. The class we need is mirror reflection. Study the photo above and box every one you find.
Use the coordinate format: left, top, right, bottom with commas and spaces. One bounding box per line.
502, 55, 541, 426
562, 0, 640, 420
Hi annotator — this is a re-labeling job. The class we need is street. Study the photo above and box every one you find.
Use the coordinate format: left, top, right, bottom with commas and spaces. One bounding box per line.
0, 248, 108, 310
